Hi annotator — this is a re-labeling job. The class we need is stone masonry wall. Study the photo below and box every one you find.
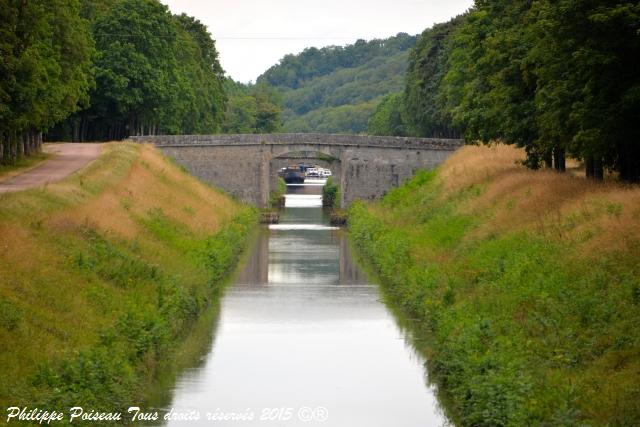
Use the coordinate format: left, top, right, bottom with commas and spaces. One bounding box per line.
131, 134, 462, 207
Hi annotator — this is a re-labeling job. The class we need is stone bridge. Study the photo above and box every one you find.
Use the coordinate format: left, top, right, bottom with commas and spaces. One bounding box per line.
129, 134, 463, 207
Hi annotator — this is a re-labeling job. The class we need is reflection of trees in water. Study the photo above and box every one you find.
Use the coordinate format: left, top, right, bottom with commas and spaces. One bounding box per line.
338, 232, 367, 284
235, 230, 270, 284
238, 222, 365, 286
147, 299, 223, 414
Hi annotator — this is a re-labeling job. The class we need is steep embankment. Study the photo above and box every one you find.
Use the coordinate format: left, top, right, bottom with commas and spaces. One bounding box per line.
0, 143, 256, 410
349, 145, 640, 426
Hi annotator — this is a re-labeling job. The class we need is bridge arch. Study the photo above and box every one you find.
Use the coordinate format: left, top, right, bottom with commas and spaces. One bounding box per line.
267, 149, 343, 205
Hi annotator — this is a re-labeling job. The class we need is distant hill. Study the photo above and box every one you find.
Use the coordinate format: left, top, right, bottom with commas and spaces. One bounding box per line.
257, 33, 417, 134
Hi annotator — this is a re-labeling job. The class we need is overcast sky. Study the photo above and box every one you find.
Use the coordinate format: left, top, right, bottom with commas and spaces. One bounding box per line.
160, 0, 474, 83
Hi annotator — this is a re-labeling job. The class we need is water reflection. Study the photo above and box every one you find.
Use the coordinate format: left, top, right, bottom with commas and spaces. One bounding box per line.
161, 186, 448, 427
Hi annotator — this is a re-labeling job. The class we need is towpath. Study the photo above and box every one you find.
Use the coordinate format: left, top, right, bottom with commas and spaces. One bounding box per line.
0, 143, 102, 193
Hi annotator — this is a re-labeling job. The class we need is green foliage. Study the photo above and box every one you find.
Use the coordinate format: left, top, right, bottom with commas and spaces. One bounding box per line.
440, 3, 542, 162
268, 178, 286, 209
30, 210, 255, 412
259, 33, 416, 89
404, 16, 464, 138
284, 100, 381, 134
48, 0, 226, 141
401, 0, 640, 180
322, 176, 340, 208
222, 80, 282, 134
0, 0, 94, 163
349, 169, 640, 425
367, 93, 407, 136
530, 0, 640, 180
256, 34, 417, 134
75, 228, 159, 288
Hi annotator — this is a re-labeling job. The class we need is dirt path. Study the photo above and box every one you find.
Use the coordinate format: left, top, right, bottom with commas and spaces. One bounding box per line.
0, 143, 102, 194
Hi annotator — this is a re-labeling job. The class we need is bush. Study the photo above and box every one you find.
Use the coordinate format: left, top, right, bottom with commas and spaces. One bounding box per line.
322, 176, 340, 208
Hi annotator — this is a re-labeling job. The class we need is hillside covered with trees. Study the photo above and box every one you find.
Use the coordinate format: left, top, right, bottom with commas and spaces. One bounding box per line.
257, 33, 417, 134
370, 1, 640, 182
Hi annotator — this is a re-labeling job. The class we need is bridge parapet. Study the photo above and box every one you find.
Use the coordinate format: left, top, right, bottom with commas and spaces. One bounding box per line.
128, 133, 463, 151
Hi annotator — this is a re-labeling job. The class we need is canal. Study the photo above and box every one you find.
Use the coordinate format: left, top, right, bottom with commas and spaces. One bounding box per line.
160, 183, 448, 426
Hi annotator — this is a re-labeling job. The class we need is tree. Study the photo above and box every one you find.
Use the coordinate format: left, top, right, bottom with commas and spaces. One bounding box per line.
368, 93, 406, 136
222, 80, 282, 134
440, 3, 542, 166
0, 0, 93, 164
173, 14, 226, 134
404, 16, 464, 138
48, 0, 227, 141
436, 0, 639, 181
253, 85, 282, 133
257, 33, 417, 134
532, 0, 640, 181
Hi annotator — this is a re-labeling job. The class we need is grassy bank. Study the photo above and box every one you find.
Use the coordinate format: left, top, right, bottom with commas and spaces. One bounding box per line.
349, 145, 640, 426
0, 143, 256, 412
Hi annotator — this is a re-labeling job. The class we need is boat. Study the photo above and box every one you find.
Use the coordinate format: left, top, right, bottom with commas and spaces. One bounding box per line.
283, 168, 305, 184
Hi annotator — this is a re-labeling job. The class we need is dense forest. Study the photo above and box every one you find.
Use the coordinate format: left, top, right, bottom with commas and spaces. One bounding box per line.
222, 80, 282, 134
0, 0, 93, 164
0, 0, 227, 160
257, 34, 417, 134
372, 1, 640, 182
48, 0, 227, 142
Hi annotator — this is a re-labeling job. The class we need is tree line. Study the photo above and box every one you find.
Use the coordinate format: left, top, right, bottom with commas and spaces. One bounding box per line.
0, 0, 93, 164
1, 0, 234, 164
48, 0, 227, 142
369, 1, 640, 182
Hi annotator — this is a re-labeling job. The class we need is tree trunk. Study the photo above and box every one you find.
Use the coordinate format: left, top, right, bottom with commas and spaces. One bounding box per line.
617, 140, 640, 183
543, 150, 553, 169
0, 132, 4, 164
554, 147, 566, 172
586, 156, 603, 181
35, 131, 42, 154
593, 157, 604, 181
586, 156, 593, 179
73, 119, 80, 142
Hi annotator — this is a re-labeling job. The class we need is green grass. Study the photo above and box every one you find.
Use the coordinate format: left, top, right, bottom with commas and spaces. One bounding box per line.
349, 169, 640, 426
0, 143, 257, 416
322, 176, 340, 208
268, 177, 287, 209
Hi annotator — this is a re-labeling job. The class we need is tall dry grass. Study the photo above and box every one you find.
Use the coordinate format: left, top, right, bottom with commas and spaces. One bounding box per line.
438, 144, 640, 253
350, 143, 640, 425
0, 142, 253, 407
51, 143, 241, 238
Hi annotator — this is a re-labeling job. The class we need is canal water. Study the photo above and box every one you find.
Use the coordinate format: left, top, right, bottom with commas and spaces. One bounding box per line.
161, 184, 448, 426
